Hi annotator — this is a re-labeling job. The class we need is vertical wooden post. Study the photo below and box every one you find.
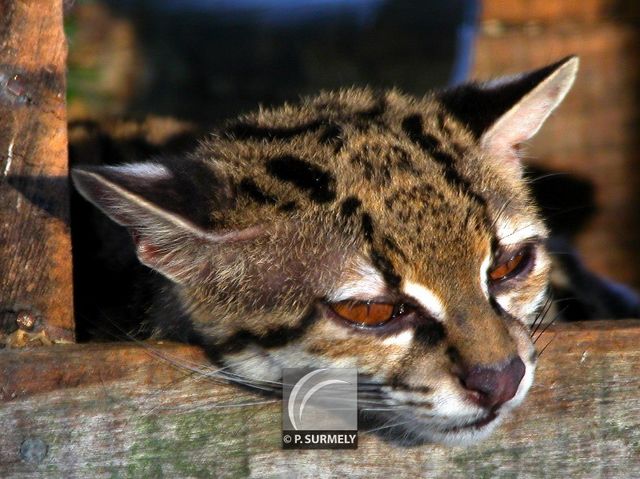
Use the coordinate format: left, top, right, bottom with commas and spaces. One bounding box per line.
0, 0, 74, 345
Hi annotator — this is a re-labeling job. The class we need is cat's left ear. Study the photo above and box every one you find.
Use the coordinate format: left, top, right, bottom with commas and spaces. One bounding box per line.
71, 160, 241, 284
442, 56, 579, 160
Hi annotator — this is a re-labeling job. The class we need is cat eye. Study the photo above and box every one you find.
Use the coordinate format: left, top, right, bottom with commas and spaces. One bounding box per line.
488, 247, 532, 282
329, 300, 400, 327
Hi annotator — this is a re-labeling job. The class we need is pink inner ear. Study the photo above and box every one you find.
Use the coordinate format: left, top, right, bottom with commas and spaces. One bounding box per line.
481, 132, 523, 167
133, 232, 191, 282
130, 231, 165, 269
500, 149, 521, 167
128, 223, 270, 284
481, 104, 544, 152
480, 58, 578, 165
480, 98, 556, 166
135, 236, 161, 266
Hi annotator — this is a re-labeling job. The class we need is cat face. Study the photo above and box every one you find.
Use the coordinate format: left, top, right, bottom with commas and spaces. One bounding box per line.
73, 56, 578, 445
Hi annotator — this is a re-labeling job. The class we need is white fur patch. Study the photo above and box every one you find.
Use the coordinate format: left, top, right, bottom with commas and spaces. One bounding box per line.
402, 281, 446, 321
526, 288, 549, 319
510, 358, 535, 407
495, 292, 514, 311
480, 253, 492, 300
495, 219, 545, 245
223, 346, 282, 385
493, 249, 550, 320
430, 388, 482, 418
382, 329, 414, 346
328, 260, 387, 302
107, 162, 173, 179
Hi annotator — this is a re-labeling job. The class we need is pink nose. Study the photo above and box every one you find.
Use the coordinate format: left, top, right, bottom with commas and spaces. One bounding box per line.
459, 356, 526, 410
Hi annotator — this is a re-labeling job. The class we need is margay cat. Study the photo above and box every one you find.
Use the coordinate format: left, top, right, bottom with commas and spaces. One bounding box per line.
73, 57, 578, 445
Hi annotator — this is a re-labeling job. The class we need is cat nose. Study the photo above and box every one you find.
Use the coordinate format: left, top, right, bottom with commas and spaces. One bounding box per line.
459, 356, 526, 410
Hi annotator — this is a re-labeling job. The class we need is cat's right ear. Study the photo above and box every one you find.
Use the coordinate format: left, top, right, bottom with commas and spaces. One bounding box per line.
440, 56, 579, 162
72, 162, 261, 283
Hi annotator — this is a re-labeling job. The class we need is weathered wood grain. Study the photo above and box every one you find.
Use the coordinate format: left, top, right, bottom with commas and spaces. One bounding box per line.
0, 0, 74, 345
1, 320, 639, 478
481, 0, 640, 25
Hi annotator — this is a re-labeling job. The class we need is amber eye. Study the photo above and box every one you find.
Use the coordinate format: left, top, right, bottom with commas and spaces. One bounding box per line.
330, 301, 396, 326
489, 250, 527, 282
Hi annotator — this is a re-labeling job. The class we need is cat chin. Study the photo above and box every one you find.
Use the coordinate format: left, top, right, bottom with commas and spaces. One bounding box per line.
416, 413, 505, 446
375, 410, 507, 447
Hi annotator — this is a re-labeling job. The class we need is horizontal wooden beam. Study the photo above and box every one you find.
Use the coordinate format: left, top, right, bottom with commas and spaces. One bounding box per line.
481, 0, 640, 25
1, 320, 639, 477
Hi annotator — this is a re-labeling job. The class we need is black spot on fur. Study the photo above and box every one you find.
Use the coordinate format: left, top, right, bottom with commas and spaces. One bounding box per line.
350, 153, 375, 181
225, 119, 326, 141
361, 213, 374, 242
340, 196, 361, 218
279, 201, 298, 212
319, 123, 344, 152
383, 236, 407, 261
389, 375, 432, 394
402, 115, 440, 150
414, 321, 446, 347
402, 114, 489, 211
356, 94, 387, 119
371, 249, 401, 288
445, 346, 460, 363
488, 296, 504, 316
451, 142, 467, 158
384, 197, 394, 209
266, 155, 336, 203
351, 94, 388, 131
239, 178, 277, 205
212, 309, 317, 354
389, 145, 417, 174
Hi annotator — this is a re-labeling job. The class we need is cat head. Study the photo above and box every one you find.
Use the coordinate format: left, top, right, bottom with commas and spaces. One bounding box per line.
73, 56, 578, 445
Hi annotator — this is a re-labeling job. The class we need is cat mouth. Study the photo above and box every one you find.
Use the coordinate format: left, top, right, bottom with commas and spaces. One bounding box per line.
440, 411, 498, 433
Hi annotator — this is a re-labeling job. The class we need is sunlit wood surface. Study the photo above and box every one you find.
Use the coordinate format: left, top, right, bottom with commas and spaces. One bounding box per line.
0, 0, 74, 346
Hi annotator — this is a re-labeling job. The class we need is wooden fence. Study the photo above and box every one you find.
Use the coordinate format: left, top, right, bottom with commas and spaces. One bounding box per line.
1, 321, 639, 477
1, 1, 639, 477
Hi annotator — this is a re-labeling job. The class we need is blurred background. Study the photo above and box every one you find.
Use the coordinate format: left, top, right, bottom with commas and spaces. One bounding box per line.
64, 0, 640, 305
65, 0, 479, 122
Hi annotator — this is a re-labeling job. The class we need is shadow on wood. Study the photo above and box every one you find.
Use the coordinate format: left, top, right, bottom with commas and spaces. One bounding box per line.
0, 0, 74, 345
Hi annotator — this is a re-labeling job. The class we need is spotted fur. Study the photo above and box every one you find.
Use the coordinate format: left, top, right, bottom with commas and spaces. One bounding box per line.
73, 57, 579, 445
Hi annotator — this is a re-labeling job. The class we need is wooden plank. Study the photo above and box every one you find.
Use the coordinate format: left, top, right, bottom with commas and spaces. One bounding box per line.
473, 23, 640, 290
1, 320, 639, 478
481, 0, 640, 25
0, 0, 74, 345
